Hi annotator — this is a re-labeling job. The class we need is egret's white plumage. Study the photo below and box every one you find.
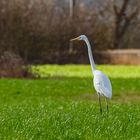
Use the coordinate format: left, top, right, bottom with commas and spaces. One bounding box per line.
71, 35, 112, 113
94, 70, 112, 99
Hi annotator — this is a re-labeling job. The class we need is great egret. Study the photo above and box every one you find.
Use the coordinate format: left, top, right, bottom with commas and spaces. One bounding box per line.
71, 35, 112, 113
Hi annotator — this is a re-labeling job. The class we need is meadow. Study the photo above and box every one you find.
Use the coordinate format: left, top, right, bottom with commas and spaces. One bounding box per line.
0, 65, 140, 140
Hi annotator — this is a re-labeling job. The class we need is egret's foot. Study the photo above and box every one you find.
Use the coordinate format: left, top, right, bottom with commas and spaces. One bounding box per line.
100, 108, 102, 114
106, 105, 108, 113
106, 98, 109, 114
98, 94, 102, 114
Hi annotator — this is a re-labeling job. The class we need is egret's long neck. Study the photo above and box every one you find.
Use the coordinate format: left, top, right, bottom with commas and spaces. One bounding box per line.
84, 38, 96, 74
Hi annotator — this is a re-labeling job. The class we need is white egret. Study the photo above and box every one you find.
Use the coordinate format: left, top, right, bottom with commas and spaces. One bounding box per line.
71, 35, 112, 113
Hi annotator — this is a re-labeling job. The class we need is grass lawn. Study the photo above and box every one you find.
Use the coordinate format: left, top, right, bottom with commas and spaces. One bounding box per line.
0, 65, 140, 139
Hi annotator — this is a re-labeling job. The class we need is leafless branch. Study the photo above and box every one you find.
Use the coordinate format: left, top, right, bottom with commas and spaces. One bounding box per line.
113, 0, 139, 48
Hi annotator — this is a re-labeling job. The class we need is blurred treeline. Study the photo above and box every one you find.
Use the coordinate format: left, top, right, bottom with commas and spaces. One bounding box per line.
0, 0, 139, 64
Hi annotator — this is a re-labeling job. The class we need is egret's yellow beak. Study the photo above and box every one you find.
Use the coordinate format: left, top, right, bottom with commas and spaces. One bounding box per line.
70, 37, 80, 41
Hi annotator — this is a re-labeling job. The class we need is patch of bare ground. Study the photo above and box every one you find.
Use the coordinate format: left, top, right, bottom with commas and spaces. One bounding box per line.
114, 94, 140, 103
74, 93, 97, 101
74, 93, 140, 103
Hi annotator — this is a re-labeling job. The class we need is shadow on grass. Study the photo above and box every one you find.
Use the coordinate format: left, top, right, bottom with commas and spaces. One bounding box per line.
0, 76, 139, 97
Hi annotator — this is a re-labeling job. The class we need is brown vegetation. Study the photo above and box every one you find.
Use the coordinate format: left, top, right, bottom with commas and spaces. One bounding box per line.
0, 0, 139, 64
113, 0, 139, 48
0, 51, 33, 78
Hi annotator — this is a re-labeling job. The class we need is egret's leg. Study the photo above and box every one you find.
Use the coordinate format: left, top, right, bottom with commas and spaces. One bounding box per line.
105, 98, 109, 113
98, 94, 102, 114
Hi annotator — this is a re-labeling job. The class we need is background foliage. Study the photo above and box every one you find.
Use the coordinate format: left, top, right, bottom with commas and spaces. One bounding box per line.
0, 0, 139, 64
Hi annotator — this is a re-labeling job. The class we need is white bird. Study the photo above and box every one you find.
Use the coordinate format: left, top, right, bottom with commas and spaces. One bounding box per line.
71, 35, 112, 113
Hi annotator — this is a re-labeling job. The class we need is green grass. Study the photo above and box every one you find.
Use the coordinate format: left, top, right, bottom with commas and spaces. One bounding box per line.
0, 65, 140, 139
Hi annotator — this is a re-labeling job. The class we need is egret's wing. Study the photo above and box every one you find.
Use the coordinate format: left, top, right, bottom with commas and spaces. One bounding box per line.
94, 70, 112, 99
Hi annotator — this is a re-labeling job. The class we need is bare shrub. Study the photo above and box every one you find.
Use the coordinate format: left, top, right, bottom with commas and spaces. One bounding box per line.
0, 51, 33, 78
71, 0, 114, 50
0, 0, 139, 64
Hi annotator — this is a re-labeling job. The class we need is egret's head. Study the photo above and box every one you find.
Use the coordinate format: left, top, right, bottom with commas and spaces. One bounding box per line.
70, 35, 87, 41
